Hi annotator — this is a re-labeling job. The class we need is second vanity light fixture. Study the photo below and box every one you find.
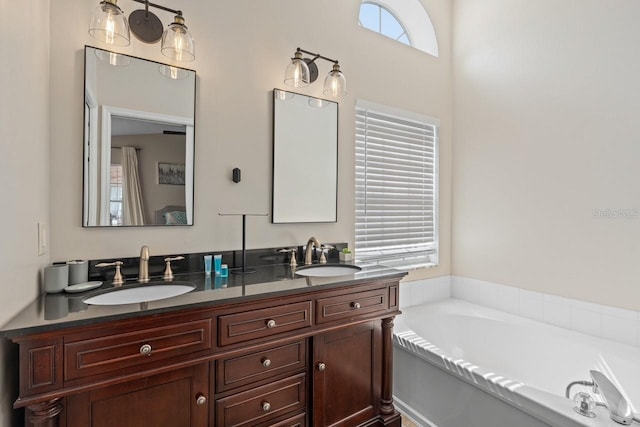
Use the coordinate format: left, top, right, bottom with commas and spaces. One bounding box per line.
88, 0, 195, 62
284, 48, 347, 98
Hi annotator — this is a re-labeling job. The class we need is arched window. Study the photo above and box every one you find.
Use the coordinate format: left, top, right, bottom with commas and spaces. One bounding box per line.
359, 2, 411, 46
358, 0, 439, 57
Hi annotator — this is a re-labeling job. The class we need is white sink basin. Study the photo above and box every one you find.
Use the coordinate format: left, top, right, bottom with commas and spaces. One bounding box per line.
295, 264, 361, 277
84, 282, 195, 306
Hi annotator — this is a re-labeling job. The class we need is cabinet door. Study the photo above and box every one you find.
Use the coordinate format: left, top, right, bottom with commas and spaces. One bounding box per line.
65, 363, 209, 427
312, 321, 381, 427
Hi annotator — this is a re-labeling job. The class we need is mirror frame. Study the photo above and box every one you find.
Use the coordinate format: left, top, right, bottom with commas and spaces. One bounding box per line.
82, 46, 196, 227
272, 89, 339, 224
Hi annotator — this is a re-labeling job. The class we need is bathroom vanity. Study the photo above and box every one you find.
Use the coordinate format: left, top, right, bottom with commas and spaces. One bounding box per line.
2, 265, 405, 427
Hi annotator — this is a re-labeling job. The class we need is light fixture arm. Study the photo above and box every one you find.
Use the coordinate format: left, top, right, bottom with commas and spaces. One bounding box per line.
131, 0, 182, 17
295, 47, 339, 66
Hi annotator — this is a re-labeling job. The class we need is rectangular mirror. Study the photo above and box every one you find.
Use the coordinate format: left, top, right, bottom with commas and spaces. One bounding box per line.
272, 89, 338, 223
83, 46, 196, 227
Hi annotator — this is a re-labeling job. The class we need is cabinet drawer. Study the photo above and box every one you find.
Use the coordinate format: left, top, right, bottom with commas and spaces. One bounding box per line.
267, 412, 306, 427
216, 339, 306, 393
218, 301, 312, 346
315, 288, 388, 324
215, 373, 306, 427
64, 317, 212, 381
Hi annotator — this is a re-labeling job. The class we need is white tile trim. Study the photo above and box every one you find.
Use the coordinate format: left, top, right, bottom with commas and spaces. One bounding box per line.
401, 275, 640, 348
450, 276, 640, 348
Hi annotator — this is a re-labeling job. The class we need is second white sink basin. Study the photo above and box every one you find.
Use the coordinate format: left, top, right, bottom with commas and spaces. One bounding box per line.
84, 282, 195, 306
295, 264, 361, 277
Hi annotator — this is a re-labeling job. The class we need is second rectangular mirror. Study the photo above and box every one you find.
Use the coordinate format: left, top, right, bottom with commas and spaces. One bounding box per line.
83, 46, 196, 227
272, 89, 338, 223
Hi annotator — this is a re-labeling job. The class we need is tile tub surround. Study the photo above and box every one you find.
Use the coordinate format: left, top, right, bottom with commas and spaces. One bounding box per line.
401, 276, 640, 348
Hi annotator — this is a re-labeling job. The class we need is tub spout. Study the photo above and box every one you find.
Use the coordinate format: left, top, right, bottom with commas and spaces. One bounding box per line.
590, 370, 633, 425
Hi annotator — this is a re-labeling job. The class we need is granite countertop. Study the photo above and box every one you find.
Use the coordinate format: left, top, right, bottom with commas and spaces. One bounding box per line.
0, 262, 405, 338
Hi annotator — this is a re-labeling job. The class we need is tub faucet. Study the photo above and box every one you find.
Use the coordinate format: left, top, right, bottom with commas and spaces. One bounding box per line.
590, 370, 633, 425
138, 245, 150, 283
304, 237, 321, 265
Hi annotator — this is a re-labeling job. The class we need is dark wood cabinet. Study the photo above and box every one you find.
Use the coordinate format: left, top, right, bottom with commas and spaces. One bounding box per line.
12, 278, 403, 427
66, 363, 209, 427
312, 322, 381, 427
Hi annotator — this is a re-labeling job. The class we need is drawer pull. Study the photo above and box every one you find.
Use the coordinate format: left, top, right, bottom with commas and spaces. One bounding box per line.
139, 344, 152, 356
262, 401, 271, 412
351, 302, 361, 310
262, 358, 272, 368
266, 319, 277, 329
196, 394, 207, 406
317, 362, 326, 372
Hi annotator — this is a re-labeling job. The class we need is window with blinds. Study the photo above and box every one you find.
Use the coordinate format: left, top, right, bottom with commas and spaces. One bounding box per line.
355, 102, 438, 270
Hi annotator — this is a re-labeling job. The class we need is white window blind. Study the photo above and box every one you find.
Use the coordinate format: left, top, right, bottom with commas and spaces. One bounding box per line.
355, 102, 438, 270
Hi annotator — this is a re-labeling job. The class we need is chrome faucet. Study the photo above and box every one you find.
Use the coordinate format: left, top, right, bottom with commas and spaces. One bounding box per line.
304, 237, 321, 265
138, 245, 150, 283
590, 370, 633, 425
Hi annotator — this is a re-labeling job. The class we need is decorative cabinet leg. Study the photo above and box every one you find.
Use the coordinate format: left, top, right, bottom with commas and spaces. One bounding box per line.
381, 316, 395, 415
26, 398, 62, 427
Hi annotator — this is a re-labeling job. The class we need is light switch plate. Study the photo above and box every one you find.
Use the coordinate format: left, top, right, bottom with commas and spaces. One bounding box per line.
38, 222, 47, 256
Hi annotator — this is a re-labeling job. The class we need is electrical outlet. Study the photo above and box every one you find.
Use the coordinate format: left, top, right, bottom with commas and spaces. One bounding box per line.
38, 222, 47, 256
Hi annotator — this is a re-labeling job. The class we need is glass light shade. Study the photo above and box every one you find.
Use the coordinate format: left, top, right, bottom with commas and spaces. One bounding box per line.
161, 16, 195, 62
323, 64, 347, 98
94, 49, 130, 66
308, 97, 327, 108
158, 64, 190, 80
88, 0, 130, 46
284, 52, 310, 87
274, 89, 294, 101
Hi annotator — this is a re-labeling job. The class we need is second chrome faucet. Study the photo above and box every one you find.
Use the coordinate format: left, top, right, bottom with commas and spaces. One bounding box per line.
304, 237, 333, 265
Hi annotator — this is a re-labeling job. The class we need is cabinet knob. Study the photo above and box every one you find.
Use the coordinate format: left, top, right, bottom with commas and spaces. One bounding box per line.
266, 319, 277, 329
317, 362, 326, 372
139, 344, 152, 356
195, 394, 207, 406
262, 358, 272, 368
262, 401, 271, 412
351, 302, 361, 310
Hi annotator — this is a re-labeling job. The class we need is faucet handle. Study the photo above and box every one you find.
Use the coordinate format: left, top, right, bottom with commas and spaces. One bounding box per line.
163, 256, 185, 281
278, 248, 298, 267
96, 261, 124, 286
319, 245, 334, 264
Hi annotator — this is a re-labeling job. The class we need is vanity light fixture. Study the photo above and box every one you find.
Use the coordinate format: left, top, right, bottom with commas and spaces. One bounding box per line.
284, 48, 347, 98
88, 0, 195, 62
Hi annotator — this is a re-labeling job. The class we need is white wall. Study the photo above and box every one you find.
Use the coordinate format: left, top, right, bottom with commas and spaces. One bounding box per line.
452, 0, 640, 311
49, 0, 453, 281
0, 1, 51, 424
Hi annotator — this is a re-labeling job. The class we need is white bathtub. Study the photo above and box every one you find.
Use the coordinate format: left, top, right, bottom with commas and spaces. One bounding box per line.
393, 299, 640, 427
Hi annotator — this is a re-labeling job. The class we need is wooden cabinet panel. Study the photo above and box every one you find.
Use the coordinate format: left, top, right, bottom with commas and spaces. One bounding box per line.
18, 337, 63, 397
66, 363, 209, 427
218, 301, 312, 346
316, 288, 388, 325
64, 318, 212, 381
216, 339, 306, 393
313, 321, 382, 427
215, 373, 306, 427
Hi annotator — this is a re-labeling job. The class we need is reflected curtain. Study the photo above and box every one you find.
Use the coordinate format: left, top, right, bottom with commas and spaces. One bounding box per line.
121, 147, 145, 225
